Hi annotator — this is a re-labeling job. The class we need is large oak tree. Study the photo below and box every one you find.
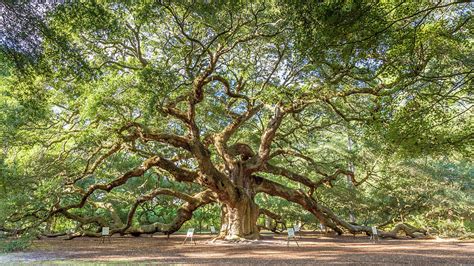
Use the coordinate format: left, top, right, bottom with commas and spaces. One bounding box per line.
0, 1, 472, 240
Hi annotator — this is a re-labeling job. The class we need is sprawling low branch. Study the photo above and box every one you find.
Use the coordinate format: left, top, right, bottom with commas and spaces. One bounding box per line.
53, 156, 172, 217
53, 189, 216, 239
121, 188, 198, 232
60, 210, 107, 228
254, 175, 427, 238
253, 175, 343, 234
125, 189, 217, 235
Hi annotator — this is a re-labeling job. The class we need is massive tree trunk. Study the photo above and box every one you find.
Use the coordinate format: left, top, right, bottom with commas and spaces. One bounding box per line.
217, 163, 260, 240
219, 191, 259, 240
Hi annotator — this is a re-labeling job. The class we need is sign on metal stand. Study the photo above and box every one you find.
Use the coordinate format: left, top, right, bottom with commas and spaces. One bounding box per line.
183, 228, 196, 245
370, 226, 379, 243
294, 224, 301, 239
210, 226, 217, 235
287, 228, 299, 247
100, 227, 111, 244
320, 223, 327, 233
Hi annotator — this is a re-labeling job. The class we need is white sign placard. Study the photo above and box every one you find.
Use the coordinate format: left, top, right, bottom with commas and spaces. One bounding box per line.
320, 224, 325, 230
371, 226, 378, 235
287, 228, 295, 238
294, 224, 300, 232
187, 228, 194, 237
101, 227, 109, 236
210, 226, 216, 234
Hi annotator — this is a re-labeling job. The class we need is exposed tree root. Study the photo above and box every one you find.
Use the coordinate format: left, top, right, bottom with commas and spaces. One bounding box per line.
211, 235, 260, 244
215, 231, 260, 241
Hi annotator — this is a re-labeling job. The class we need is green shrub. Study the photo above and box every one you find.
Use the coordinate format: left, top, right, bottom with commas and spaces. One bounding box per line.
0, 234, 33, 253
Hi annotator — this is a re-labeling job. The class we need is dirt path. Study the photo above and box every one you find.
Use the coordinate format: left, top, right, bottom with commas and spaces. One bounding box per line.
1, 232, 473, 265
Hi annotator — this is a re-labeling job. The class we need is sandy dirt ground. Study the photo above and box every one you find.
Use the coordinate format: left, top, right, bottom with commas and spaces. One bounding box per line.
1, 231, 472, 265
